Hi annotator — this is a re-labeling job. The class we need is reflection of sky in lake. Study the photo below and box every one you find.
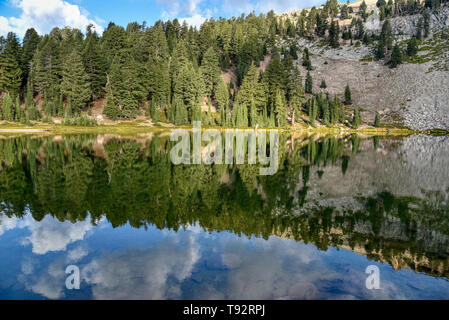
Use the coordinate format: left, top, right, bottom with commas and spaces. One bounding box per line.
1, 213, 448, 300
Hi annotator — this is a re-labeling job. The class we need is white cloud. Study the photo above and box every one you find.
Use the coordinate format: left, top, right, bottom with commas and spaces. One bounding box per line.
21, 214, 94, 255
67, 245, 88, 262
160, 0, 326, 29
19, 256, 67, 299
81, 233, 201, 300
220, 0, 325, 16
0, 213, 19, 236
0, 0, 103, 37
179, 13, 208, 29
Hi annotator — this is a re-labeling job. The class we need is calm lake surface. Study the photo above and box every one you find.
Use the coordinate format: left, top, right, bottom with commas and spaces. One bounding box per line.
0, 132, 448, 300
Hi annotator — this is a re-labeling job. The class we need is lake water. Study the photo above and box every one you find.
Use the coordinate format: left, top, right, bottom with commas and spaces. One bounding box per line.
0, 132, 448, 300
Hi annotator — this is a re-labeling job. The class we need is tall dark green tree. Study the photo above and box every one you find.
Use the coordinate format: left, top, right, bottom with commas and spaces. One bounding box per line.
236, 63, 267, 127
374, 112, 381, 127
344, 84, 352, 105
305, 71, 313, 94
1, 92, 14, 121
22, 28, 40, 86
407, 37, 418, 56
352, 106, 362, 129
61, 50, 92, 113
200, 47, 220, 98
83, 25, 107, 99
31, 34, 62, 99
320, 79, 327, 89
328, 20, 340, 48
103, 75, 120, 120
274, 89, 287, 127
108, 50, 146, 119
389, 44, 402, 68
360, 0, 368, 21
0, 32, 22, 96
215, 77, 229, 126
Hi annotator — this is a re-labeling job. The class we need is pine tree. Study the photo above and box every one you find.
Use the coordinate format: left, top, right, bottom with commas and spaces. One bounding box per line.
374, 112, 381, 127
328, 20, 340, 48
31, 35, 62, 99
108, 50, 146, 119
22, 28, 40, 86
173, 95, 188, 125
423, 9, 431, 38
0, 32, 22, 96
389, 44, 402, 68
320, 79, 327, 89
330, 95, 341, 124
262, 56, 287, 110
25, 82, 40, 120
215, 77, 229, 126
308, 98, 317, 127
287, 67, 304, 125
352, 106, 362, 129
305, 72, 313, 94
302, 48, 312, 70
407, 37, 418, 56
61, 50, 92, 114
103, 75, 120, 120
416, 18, 423, 40
376, 38, 386, 59
200, 47, 220, 98
149, 99, 161, 123
145, 24, 170, 107
380, 19, 393, 50
322, 100, 330, 125
360, 0, 368, 21
344, 84, 352, 105
236, 63, 266, 127
83, 26, 107, 99
274, 89, 287, 127
1, 92, 14, 121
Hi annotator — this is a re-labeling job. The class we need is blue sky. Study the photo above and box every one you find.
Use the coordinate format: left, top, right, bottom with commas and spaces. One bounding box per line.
0, 0, 328, 37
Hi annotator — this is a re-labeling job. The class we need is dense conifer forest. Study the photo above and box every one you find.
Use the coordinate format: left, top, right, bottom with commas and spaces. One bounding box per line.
0, 0, 446, 128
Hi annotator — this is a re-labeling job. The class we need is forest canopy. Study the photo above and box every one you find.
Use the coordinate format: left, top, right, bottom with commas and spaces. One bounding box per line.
0, 0, 444, 127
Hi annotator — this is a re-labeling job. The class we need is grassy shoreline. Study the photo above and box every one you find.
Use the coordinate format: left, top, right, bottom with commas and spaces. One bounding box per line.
0, 121, 441, 136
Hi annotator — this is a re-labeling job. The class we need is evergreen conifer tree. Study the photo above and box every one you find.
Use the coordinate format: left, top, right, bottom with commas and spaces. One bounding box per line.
320, 79, 327, 89
1, 92, 14, 121
389, 44, 402, 68
61, 50, 91, 114
103, 75, 120, 120
374, 112, 381, 127
407, 37, 418, 56
274, 89, 287, 127
83, 26, 107, 99
344, 84, 352, 105
0, 32, 22, 96
305, 72, 313, 94
200, 47, 220, 98
352, 106, 362, 128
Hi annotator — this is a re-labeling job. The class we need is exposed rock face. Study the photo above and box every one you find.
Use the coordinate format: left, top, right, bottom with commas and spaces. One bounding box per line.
287, 6, 449, 130
364, 5, 449, 39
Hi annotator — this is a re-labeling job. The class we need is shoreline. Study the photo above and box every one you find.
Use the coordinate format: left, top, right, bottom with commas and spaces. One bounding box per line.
0, 122, 444, 136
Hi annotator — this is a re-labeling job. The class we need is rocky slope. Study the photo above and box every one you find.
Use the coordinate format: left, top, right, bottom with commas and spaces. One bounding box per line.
281, 4, 449, 130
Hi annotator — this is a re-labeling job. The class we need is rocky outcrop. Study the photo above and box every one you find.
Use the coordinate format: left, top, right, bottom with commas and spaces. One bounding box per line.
285, 5, 449, 130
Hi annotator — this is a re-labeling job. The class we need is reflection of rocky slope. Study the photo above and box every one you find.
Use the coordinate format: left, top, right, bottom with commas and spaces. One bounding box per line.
305, 135, 449, 202
297, 135, 449, 277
